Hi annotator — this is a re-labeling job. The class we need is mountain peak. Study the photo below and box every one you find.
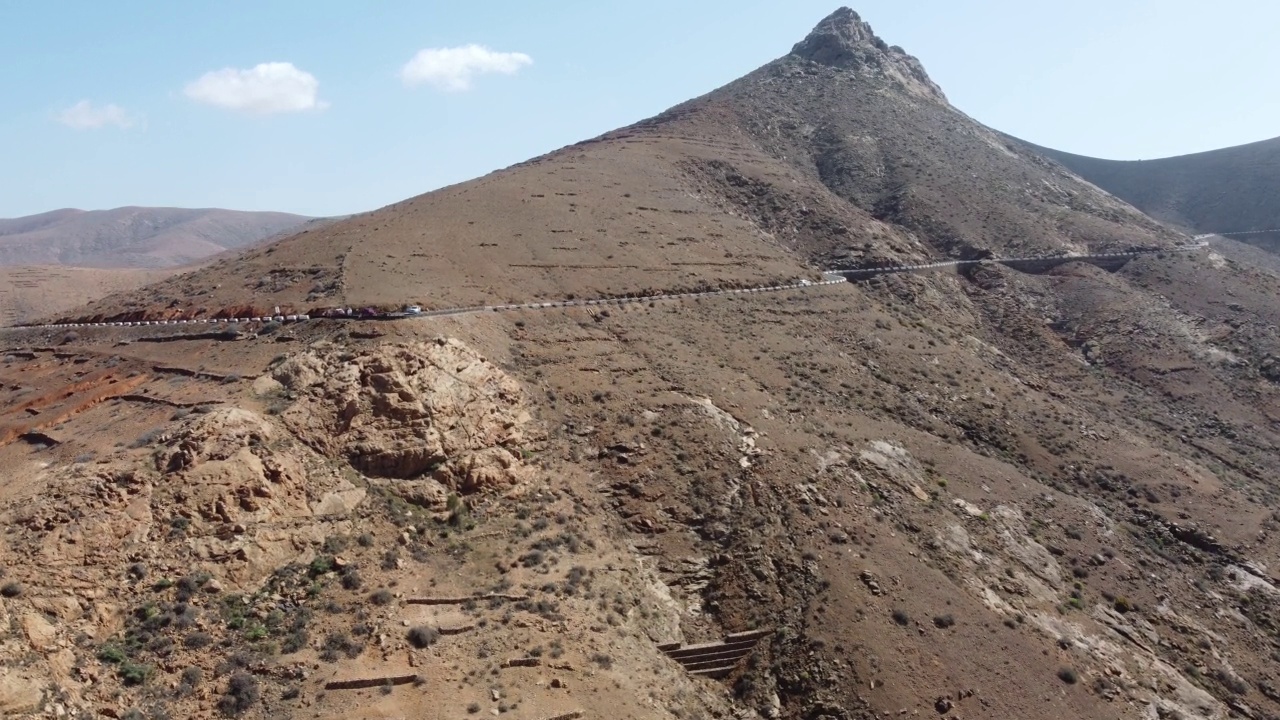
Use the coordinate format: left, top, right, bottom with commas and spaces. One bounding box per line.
791, 7, 888, 65
789, 7, 946, 102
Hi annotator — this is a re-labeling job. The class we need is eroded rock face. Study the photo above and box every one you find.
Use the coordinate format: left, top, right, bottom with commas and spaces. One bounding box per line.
0, 404, 368, 708
156, 407, 323, 525
5, 407, 361, 594
273, 338, 536, 492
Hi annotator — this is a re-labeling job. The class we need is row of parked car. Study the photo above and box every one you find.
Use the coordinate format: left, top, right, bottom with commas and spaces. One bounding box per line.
312, 305, 422, 319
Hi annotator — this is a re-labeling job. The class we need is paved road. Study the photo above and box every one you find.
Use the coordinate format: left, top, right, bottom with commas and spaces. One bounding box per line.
827, 243, 1209, 277
1197, 228, 1280, 239
0, 242, 1213, 333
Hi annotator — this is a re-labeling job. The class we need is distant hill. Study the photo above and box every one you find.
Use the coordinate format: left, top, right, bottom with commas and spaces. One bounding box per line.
1020, 135, 1280, 252
0, 206, 315, 268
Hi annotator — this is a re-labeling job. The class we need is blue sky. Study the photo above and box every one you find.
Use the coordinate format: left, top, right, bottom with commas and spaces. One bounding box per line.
2, 0, 1276, 218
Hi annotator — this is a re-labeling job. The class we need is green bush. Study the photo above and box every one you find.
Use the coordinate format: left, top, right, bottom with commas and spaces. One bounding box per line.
446, 494, 472, 529
118, 661, 152, 686
308, 555, 334, 576
97, 645, 127, 664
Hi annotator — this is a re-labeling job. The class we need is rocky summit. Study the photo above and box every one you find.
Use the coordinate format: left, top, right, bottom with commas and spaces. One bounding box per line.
790, 8, 944, 100
2, 7, 1279, 720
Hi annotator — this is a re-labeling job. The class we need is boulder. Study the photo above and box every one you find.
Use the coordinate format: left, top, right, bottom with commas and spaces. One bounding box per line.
312, 488, 367, 516
387, 479, 449, 510
0, 671, 42, 715
21, 613, 57, 651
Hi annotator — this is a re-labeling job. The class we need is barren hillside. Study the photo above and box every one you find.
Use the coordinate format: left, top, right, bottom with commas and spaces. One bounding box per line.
2, 8, 1279, 720
1022, 135, 1280, 252
0, 266, 174, 327
0, 207, 315, 269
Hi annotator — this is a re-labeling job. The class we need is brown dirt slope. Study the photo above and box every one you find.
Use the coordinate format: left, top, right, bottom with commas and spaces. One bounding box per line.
0, 207, 315, 269
2, 7, 1280, 720
0, 265, 174, 327
1019, 135, 1280, 252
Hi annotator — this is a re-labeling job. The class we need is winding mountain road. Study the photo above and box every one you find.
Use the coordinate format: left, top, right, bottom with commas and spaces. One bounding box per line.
0, 241, 1216, 333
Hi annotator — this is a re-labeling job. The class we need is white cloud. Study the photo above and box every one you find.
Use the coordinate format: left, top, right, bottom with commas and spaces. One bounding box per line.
183, 62, 326, 114
57, 100, 138, 130
400, 44, 532, 92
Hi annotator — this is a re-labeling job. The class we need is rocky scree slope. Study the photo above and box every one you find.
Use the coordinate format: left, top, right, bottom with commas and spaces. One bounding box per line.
626, 6, 1185, 270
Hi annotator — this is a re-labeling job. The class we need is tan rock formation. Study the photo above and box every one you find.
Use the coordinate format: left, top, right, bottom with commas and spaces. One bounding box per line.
157, 407, 324, 525
274, 338, 536, 492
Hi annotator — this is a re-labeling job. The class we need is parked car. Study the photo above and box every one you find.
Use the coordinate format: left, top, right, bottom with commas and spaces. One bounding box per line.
404, 305, 423, 315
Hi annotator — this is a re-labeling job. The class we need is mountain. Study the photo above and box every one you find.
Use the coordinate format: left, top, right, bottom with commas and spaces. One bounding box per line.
1022, 135, 1280, 251
2, 9, 1279, 720
53, 9, 1182, 323
0, 206, 315, 269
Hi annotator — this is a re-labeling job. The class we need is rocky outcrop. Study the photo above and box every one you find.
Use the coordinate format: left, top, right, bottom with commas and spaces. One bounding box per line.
156, 407, 351, 526
0, 404, 369, 713
1261, 354, 1280, 382
790, 7, 945, 102
273, 338, 536, 493
3, 405, 362, 598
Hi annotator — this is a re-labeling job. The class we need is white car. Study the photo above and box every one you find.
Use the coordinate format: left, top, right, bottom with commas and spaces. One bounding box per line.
404, 305, 423, 315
